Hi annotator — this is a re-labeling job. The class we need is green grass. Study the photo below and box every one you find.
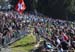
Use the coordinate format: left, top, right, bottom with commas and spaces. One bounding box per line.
10, 33, 36, 52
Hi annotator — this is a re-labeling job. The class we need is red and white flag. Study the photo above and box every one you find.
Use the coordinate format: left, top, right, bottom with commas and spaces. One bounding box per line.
15, 0, 26, 14
62, 32, 69, 41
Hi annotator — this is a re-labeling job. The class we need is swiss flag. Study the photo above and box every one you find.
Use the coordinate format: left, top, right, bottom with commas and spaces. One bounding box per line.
15, 0, 26, 14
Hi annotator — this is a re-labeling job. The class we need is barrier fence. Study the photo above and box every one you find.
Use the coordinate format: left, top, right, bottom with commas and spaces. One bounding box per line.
0, 26, 31, 47
49, 50, 75, 52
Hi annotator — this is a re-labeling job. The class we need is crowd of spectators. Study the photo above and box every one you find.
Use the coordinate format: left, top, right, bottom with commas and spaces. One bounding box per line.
0, 11, 75, 52
30, 15, 75, 52
0, 11, 30, 47
12, 13, 75, 52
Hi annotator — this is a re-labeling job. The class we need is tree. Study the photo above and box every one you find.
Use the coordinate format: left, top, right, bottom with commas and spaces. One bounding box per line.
66, 0, 75, 15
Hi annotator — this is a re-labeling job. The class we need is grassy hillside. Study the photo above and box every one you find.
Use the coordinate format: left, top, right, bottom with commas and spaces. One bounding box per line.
10, 33, 36, 52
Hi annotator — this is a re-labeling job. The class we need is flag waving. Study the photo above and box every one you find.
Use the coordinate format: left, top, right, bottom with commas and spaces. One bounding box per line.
15, 0, 26, 14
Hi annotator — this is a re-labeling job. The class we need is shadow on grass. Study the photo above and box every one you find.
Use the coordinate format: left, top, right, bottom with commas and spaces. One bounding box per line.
30, 46, 43, 52
11, 42, 36, 48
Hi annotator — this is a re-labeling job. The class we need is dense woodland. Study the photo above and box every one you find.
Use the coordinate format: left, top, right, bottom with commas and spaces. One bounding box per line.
8, 0, 75, 20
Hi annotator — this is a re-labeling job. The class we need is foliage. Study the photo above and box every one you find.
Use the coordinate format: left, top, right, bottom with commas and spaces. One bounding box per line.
64, 0, 75, 15
32, 0, 75, 16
